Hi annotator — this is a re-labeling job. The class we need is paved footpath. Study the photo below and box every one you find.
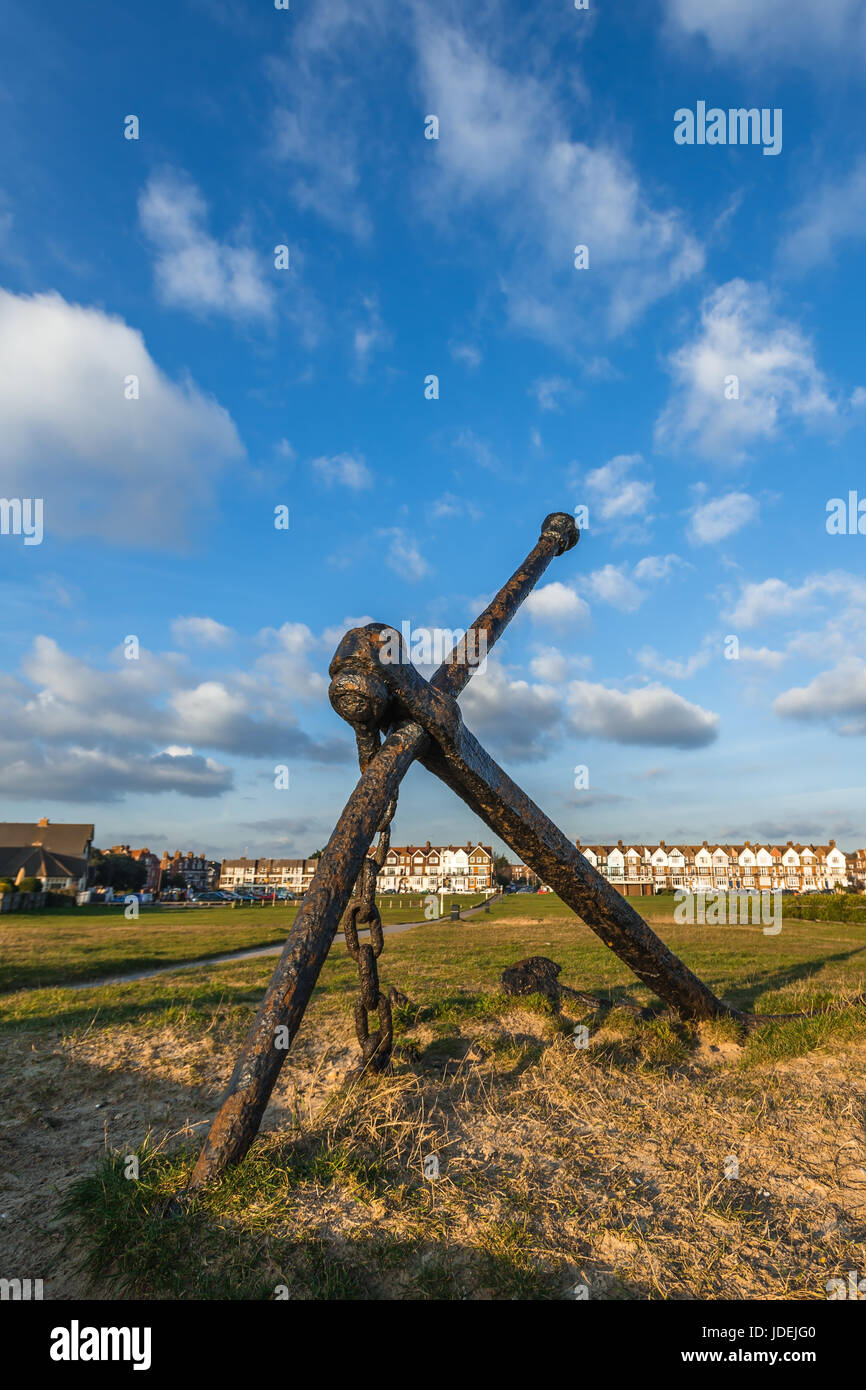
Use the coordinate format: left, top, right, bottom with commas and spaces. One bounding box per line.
64, 895, 504, 992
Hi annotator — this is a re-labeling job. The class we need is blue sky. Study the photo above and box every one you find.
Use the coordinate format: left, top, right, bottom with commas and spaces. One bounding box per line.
1, 0, 865, 860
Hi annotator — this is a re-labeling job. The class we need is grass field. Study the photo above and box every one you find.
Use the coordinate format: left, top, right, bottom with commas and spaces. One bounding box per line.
3, 893, 865, 1300
0, 896, 468, 993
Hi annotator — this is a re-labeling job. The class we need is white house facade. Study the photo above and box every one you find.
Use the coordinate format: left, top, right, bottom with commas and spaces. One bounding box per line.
575, 839, 854, 895
379, 842, 494, 893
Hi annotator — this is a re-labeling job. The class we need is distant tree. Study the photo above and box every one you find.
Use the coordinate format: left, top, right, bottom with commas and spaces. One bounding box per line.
494, 854, 512, 886
309, 848, 326, 859
89, 853, 147, 893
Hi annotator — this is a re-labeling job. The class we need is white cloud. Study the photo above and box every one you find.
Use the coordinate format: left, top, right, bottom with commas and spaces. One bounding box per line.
529, 645, 592, 682
780, 161, 866, 272
267, 0, 383, 243
774, 657, 866, 734
582, 453, 654, 522
524, 582, 590, 625
656, 280, 837, 461
637, 645, 713, 680
139, 170, 274, 324
530, 376, 573, 412
529, 647, 569, 683
430, 492, 480, 521
414, 19, 703, 341
585, 565, 643, 612
254, 621, 331, 702
690, 491, 759, 543
0, 288, 243, 545
632, 554, 683, 582
566, 680, 719, 747
171, 616, 235, 648
576, 552, 684, 613
0, 744, 232, 803
453, 428, 500, 473
459, 658, 562, 760
738, 645, 788, 669
663, 0, 866, 68
729, 578, 809, 628
352, 294, 390, 375
450, 341, 482, 369
312, 452, 374, 489
380, 528, 431, 582
321, 615, 377, 649
728, 572, 866, 628
0, 632, 349, 805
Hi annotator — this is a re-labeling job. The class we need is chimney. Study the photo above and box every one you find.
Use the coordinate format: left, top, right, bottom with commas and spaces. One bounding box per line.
829, 839, 836, 847
745, 840, 750, 847
660, 839, 665, 847
617, 838, 623, 848
38, 816, 49, 827
702, 840, 708, 847
426, 840, 430, 850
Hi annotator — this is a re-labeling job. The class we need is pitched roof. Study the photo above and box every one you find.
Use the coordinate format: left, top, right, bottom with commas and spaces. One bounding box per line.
0, 846, 87, 881
0, 822, 93, 856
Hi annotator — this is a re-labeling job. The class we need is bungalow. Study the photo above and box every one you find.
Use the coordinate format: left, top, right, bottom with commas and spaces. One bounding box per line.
0, 818, 93, 890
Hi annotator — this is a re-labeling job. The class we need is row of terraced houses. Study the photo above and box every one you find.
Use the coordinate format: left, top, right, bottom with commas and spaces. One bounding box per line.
576, 840, 863, 895
220, 843, 496, 895
2, 822, 861, 901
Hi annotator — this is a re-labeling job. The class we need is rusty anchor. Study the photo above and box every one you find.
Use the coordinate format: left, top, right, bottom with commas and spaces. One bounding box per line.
189, 511, 738, 1188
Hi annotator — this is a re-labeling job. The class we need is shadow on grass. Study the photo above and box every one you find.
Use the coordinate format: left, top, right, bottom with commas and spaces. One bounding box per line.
60, 1144, 578, 1301
711, 943, 866, 1014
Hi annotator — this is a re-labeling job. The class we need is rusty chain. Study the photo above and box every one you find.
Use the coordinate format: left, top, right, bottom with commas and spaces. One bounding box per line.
344, 755, 398, 1074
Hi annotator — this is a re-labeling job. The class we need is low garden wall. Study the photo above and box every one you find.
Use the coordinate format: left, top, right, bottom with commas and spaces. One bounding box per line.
0, 891, 48, 913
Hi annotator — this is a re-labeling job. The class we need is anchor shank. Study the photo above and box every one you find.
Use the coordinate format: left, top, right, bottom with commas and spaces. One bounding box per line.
371, 653, 735, 1020
421, 736, 736, 1020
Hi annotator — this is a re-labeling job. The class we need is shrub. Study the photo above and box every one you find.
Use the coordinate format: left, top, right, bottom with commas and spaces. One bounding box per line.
45, 889, 79, 907
16, 877, 42, 894
0, 878, 13, 894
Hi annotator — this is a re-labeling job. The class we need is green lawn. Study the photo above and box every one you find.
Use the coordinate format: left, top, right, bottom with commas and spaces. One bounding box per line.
0, 896, 484, 993
3, 892, 865, 1048
4, 894, 866, 1301
0, 904, 299, 993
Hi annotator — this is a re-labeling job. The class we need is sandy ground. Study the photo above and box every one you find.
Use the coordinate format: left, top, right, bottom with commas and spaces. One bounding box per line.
2, 990, 865, 1300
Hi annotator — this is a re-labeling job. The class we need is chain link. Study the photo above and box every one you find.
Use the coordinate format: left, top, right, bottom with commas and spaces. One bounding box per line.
344, 764, 398, 1073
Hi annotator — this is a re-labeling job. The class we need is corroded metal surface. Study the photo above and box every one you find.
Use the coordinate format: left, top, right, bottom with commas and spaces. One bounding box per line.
189, 718, 423, 1187
354, 635, 735, 1020
190, 514, 577, 1187
191, 508, 739, 1189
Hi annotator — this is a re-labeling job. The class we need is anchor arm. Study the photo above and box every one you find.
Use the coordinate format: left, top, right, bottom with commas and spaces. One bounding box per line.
366, 648, 738, 1021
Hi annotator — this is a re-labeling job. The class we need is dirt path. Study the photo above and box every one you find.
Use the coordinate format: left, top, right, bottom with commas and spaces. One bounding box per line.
58, 897, 502, 992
